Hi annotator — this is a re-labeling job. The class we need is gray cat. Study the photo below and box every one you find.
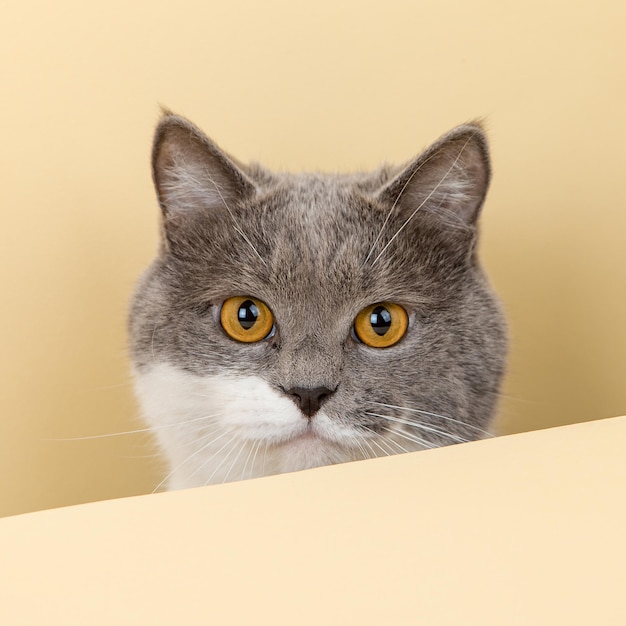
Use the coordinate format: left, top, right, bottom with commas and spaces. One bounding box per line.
129, 112, 507, 491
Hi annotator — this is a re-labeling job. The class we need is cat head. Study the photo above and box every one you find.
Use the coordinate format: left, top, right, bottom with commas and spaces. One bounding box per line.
129, 113, 507, 489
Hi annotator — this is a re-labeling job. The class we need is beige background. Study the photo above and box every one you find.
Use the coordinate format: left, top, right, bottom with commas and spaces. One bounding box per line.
1, 0, 625, 518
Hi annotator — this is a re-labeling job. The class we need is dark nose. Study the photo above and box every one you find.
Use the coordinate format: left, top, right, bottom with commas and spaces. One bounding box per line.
285, 386, 335, 418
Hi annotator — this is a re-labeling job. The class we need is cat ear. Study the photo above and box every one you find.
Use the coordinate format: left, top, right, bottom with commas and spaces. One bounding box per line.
152, 112, 255, 222
376, 123, 491, 227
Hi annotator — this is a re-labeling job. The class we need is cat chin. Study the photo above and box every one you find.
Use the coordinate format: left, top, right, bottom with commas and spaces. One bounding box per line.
272, 426, 357, 473
133, 363, 356, 488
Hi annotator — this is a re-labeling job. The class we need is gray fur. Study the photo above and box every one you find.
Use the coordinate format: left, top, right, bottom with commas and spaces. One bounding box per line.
129, 113, 507, 482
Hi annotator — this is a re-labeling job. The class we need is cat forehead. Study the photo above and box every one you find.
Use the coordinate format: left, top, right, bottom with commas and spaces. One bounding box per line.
250, 177, 385, 275
257, 168, 394, 195
255, 171, 382, 220
246, 171, 394, 248
214, 213, 420, 317
164, 166, 470, 309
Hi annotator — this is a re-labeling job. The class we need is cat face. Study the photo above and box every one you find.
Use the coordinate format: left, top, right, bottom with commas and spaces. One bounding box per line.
129, 113, 507, 490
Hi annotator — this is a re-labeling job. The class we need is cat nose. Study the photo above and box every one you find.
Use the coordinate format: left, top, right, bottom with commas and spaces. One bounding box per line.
284, 386, 336, 418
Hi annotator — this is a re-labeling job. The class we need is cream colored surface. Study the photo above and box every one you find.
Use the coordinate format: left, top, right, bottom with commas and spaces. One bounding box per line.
1, 416, 625, 624
1, 0, 626, 517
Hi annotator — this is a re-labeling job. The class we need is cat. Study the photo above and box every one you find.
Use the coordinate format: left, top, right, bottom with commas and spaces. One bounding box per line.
129, 112, 507, 491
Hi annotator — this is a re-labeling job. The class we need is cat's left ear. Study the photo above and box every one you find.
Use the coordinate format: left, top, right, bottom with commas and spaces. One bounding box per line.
376, 123, 491, 227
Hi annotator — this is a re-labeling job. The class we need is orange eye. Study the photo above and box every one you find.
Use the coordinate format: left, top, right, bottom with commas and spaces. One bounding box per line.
354, 302, 408, 348
220, 296, 274, 343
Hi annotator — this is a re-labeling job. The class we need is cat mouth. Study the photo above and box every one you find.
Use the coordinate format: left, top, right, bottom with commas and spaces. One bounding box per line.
286, 424, 324, 445
293, 428, 318, 440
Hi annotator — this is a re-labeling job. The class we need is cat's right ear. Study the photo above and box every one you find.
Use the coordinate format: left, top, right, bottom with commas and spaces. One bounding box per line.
152, 112, 255, 242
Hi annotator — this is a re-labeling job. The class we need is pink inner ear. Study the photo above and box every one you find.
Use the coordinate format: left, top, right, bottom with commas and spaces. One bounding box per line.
159, 156, 232, 214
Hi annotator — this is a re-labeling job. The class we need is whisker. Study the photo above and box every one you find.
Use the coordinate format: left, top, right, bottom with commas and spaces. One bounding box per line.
249, 438, 265, 480
367, 436, 392, 457
377, 429, 412, 454
392, 428, 438, 450
364, 150, 441, 264
240, 438, 260, 481
360, 436, 381, 460
222, 439, 249, 484
191, 389, 260, 402
369, 401, 494, 438
151, 324, 158, 360
152, 427, 233, 494
47, 413, 225, 441
366, 411, 469, 443
261, 440, 270, 476
362, 425, 410, 455
204, 168, 267, 267
370, 136, 473, 268
192, 431, 241, 485
351, 433, 372, 461
204, 435, 246, 486
95, 381, 134, 390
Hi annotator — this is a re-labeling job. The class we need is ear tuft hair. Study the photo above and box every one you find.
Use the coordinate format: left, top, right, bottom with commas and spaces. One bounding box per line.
152, 113, 255, 219
377, 123, 491, 228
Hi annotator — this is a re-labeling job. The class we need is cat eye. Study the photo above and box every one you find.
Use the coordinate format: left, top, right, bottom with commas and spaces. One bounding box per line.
353, 302, 408, 348
220, 296, 274, 343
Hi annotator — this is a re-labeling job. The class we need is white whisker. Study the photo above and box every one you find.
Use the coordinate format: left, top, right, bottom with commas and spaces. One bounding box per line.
261, 440, 270, 476
203, 168, 267, 267
191, 389, 261, 402
369, 401, 494, 438
222, 438, 249, 484
366, 411, 469, 443
367, 436, 392, 457
370, 136, 473, 267
360, 436, 380, 460
240, 438, 260, 481
152, 427, 233, 494
362, 425, 410, 455
364, 150, 440, 264
351, 433, 372, 461
194, 431, 241, 485
392, 428, 438, 450
151, 324, 158, 360
377, 430, 412, 454
249, 439, 264, 480
47, 413, 225, 442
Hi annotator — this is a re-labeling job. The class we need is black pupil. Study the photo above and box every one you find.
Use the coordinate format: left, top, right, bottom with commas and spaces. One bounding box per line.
238, 300, 259, 330
370, 306, 392, 336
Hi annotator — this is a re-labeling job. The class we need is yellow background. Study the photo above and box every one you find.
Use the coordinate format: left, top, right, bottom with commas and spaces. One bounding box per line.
1, 0, 625, 517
